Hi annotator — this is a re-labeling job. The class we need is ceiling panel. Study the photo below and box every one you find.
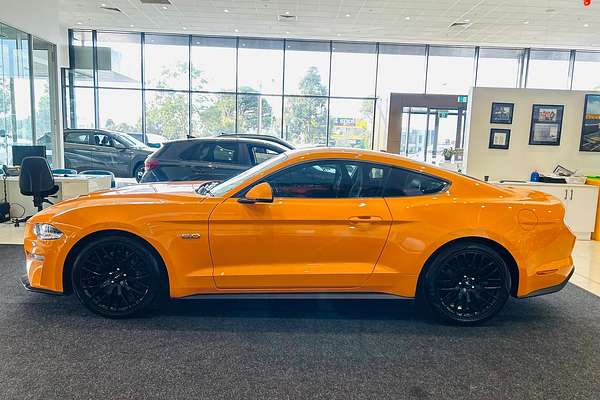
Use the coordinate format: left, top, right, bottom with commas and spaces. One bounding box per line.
61, 0, 600, 49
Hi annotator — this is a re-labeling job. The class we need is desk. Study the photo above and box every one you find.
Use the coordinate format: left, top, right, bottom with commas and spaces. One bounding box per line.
0, 175, 113, 218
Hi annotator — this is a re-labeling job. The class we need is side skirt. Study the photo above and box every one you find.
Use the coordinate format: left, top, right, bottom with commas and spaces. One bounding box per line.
178, 292, 413, 301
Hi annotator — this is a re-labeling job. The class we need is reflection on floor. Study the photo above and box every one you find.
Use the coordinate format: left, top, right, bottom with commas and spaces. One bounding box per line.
1, 221, 599, 297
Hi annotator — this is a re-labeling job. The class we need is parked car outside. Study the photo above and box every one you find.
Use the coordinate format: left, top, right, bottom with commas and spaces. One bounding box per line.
140, 136, 291, 183
63, 129, 154, 181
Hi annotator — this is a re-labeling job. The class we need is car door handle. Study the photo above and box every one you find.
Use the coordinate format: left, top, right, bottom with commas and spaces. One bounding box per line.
348, 216, 383, 223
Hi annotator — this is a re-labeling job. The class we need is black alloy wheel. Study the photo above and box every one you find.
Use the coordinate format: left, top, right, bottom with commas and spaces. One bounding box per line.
421, 242, 511, 325
71, 236, 163, 318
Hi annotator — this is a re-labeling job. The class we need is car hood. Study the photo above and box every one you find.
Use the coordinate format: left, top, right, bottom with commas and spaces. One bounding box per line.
32, 181, 215, 221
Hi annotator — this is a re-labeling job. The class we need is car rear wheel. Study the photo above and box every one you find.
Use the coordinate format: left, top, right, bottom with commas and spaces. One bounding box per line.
421, 242, 511, 325
71, 236, 163, 318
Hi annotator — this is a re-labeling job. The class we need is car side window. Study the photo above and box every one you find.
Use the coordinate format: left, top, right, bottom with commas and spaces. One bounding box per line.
264, 161, 387, 198
249, 145, 281, 164
94, 133, 116, 147
65, 132, 90, 145
212, 143, 238, 164
384, 167, 448, 197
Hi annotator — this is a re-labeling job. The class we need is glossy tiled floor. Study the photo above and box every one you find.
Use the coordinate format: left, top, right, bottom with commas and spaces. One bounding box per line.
571, 240, 600, 297
1, 222, 599, 297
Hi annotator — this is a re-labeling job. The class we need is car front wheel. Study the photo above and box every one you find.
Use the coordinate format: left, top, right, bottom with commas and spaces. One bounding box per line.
71, 236, 164, 318
421, 242, 511, 325
134, 163, 145, 182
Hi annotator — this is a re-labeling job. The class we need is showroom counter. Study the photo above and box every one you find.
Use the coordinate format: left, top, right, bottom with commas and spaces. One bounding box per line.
495, 181, 599, 240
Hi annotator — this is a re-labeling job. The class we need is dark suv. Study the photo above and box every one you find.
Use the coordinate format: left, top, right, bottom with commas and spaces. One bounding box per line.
63, 129, 153, 180
140, 136, 292, 183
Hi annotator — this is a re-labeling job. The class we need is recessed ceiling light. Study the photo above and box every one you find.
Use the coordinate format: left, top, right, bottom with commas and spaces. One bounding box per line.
523, 20, 529, 24
224, 9, 229, 13
101, 3, 106, 6
464, 18, 471, 22
129, 24, 134, 27
286, 31, 290, 34
162, 5, 167, 9
285, 11, 290, 15
405, 16, 411, 20
584, 23, 590, 27
234, 28, 239, 33
77, 21, 83, 25
182, 26, 187, 30
345, 13, 351, 17
336, 33, 341, 36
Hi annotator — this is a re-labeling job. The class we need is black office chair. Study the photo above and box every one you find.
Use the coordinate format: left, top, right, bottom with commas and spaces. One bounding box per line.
15, 157, 59, 226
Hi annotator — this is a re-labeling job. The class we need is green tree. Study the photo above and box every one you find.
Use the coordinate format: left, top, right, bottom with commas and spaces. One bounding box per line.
284, 66, 328, 145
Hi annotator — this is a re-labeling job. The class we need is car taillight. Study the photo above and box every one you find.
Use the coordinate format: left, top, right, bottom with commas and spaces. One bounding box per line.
145, 158, 160, 171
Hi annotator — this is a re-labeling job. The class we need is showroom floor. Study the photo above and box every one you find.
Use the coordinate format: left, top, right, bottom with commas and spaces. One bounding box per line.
0, 244, 599, 399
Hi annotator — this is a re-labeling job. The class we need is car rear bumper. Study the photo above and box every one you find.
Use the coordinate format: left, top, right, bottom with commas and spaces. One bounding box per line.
518, 265, 574, 298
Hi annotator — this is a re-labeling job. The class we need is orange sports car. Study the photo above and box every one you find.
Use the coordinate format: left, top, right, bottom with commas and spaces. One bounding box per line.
21, 148, 575, 324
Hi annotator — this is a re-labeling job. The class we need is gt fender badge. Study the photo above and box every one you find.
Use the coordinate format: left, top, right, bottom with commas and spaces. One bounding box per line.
179, 233, 201, 240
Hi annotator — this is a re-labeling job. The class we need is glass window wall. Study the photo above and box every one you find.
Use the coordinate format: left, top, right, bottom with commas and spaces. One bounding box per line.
572, 51, 600, 90
330, 42, 377, 97
144, 34, 189, 90
526, 49, 571, 89
426, 46, 475, 95
191, 37, 236, 92
97, 32, 141, 88
476, 48, 523, 88
64, 28, 600, 154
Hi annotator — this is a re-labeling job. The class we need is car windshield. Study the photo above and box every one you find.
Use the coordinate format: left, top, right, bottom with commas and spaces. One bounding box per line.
112, 132, 146, 148
207, 152, 289, 197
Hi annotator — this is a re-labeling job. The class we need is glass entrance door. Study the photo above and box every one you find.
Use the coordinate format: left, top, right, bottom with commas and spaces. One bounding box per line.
399, 106, 466, 165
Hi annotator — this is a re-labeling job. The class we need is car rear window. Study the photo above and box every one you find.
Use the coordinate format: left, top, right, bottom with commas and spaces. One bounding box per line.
384, 167, 449, 197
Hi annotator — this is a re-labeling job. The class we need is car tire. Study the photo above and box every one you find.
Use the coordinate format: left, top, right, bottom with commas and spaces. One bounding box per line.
420, 242, 511, 325
133, 163, 145, 182
71, 235, 164, 318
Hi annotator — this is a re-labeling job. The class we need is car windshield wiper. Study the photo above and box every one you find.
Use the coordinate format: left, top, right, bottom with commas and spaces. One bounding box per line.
195, 181, 218, 196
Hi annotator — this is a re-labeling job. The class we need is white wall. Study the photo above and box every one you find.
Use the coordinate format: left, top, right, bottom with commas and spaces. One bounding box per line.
465, 87, 600, 181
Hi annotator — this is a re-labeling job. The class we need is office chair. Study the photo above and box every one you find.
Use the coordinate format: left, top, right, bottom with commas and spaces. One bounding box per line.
15, 157, 59, 227
79, 170, 116, 188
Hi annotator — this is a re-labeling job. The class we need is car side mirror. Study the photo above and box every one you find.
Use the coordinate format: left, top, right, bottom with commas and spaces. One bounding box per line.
238, 182, 273, 204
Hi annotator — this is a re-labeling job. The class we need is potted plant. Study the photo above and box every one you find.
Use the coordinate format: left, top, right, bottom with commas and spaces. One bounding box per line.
442, 147, 454, 162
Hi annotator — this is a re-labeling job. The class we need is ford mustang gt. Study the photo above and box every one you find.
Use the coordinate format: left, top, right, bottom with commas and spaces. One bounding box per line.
21, 148, 575, 324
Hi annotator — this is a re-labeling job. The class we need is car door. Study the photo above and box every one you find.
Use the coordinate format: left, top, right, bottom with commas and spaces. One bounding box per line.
91, 132, 126, 175
63, 131, 93, 172
209, 160, 392, 289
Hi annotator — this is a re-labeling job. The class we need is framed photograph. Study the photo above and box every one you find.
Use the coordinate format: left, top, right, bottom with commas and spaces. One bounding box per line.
529, 104, 564, 146
580, 94, 600, 152
490, 102, 514, 124
489, 128, 511, 149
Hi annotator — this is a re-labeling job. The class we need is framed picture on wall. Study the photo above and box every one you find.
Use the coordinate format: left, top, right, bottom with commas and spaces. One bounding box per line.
490, 102, 514, 124
580, 94, 600, 152
529, 104, 564, 146
489, 128, 511, 149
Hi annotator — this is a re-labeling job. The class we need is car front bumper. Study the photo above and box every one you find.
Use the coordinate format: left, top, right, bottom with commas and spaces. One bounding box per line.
20, 273, 63, 295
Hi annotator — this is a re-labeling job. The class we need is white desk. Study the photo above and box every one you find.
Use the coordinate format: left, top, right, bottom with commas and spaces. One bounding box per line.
0, 175, 113, 218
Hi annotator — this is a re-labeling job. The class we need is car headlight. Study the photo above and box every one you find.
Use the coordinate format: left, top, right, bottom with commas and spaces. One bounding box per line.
33, 224, 63, 240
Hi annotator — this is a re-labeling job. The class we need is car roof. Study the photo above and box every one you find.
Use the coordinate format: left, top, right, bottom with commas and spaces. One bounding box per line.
163, 136, 289, 151
217, 133, 294, 149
